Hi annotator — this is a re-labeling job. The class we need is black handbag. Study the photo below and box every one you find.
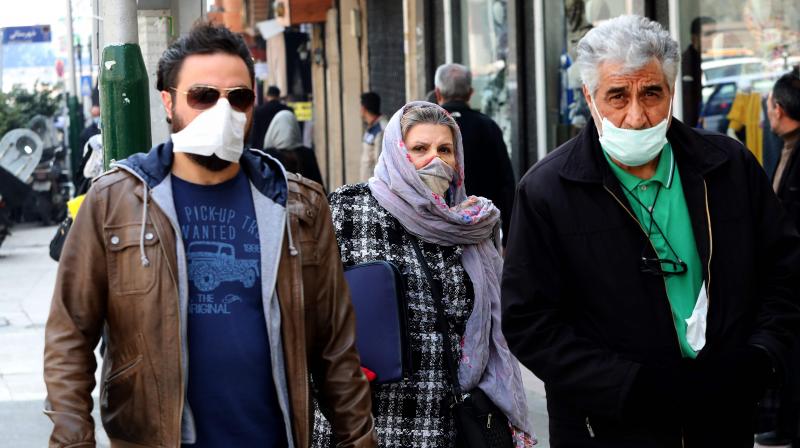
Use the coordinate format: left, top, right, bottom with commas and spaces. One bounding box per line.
49, 216, 72, 262
409, 237, 513, 448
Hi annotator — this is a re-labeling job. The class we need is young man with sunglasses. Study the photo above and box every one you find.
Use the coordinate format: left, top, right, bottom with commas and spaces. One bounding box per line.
43, 23, 376, 448
502, 16, 800, 446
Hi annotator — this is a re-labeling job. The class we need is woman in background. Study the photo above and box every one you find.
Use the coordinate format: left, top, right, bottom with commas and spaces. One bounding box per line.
263, 109, 323, 184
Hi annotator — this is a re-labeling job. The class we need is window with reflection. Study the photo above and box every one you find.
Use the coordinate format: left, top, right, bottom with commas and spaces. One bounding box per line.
460, 0, 511, 154
681, 0, 800, 169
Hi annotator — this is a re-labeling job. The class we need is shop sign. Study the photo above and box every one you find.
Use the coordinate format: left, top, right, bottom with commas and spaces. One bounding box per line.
288, 101, 312, 122
3, 25, 51, 44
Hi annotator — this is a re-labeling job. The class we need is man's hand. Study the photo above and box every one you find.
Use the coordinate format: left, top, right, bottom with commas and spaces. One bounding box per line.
689, 346, 773, 404
624, 362, 686, 424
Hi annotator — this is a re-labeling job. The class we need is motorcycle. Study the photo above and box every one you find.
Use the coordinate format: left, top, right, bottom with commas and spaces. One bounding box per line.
25, 116, 71, 225
0, 129, 41, 248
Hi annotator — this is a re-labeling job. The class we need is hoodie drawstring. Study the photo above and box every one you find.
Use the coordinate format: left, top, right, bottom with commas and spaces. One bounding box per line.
139, 180, 151, 267
286, 211, 298, 257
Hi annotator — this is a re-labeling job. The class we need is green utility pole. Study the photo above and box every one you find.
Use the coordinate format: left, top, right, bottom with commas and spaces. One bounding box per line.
99, 0, 151, 169
67, 93, 83, 181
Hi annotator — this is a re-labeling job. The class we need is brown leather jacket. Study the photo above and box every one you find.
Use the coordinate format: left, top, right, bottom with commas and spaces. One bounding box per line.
44, 149, 376, 447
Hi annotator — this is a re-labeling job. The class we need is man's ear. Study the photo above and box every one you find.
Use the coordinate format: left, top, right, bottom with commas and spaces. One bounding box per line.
467, 88, 474, 102
435, 88, 444, 105
774, 102, 786, 121
160, 90, 173, 121
582, 84, 592, 105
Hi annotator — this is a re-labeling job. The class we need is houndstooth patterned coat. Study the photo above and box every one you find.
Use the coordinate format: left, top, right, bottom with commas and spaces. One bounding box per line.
312, 183, 475, 448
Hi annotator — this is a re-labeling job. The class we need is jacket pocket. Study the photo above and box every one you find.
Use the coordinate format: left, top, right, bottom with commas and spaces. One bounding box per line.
290, 207, 321, 266
101, 334, 161, 446
105, 223, 160, 295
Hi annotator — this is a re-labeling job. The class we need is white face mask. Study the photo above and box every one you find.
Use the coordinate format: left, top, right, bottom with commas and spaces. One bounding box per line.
417, 157, 455, 196
171, 98, 247, 162
592, 97, 671, 167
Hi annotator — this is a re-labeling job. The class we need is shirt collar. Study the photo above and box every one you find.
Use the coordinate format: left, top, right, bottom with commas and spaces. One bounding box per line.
604, 142, 675, 191
783, 126, 800, 151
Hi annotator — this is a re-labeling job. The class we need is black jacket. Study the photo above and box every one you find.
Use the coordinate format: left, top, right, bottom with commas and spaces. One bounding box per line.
502, 118, 800, 447
773, 134, 800, 405
681, 45, 702, 128
249, 100, 293, 149
775, 135, 800, 231
441, 101, 515, 243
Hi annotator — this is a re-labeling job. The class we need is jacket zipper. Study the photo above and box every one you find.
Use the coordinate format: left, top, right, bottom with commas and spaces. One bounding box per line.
603, 185, 683, 353
126, 170, 186, 446
586, 417, 595, 438
176, 301, 185, 447
292, 215, 308, 446
702, 180, 713, 333
150, 221, 185, 447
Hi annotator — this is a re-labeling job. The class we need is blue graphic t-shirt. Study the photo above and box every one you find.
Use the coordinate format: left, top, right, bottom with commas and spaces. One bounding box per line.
173, 170, 287, 448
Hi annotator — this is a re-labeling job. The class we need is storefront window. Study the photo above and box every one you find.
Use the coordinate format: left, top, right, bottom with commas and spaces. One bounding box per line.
460, 0, 511, 155
680, 0, 800, 170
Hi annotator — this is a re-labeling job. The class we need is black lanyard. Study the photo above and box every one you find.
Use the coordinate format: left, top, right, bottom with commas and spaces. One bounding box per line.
622, 182, 687, 276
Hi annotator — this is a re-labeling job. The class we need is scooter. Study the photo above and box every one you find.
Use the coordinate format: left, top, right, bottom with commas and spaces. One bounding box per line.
23, 116, 71, 225
0, 128, 43, 246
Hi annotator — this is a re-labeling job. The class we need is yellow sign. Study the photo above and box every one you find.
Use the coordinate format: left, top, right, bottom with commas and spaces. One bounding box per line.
287, 101, 312, 122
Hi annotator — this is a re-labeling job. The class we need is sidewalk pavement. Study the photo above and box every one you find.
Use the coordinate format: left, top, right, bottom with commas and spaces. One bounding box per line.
0, 224, 109, 447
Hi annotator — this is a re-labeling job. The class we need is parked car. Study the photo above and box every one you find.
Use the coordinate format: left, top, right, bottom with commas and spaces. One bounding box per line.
699, 72, 786, 134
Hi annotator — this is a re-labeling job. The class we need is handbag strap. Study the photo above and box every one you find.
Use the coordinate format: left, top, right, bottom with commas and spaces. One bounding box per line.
409, 236, 464, 403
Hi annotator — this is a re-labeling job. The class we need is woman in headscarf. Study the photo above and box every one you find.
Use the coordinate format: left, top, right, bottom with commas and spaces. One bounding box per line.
263, 109, 323, 184
313, 102, 534, 447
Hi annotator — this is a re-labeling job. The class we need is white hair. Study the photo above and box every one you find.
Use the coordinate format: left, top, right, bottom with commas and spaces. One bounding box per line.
434, 63, 472, 101
576, 15, 680, 96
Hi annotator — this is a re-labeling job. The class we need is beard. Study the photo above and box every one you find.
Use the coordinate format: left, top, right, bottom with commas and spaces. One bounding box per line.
170, 106, 253, 172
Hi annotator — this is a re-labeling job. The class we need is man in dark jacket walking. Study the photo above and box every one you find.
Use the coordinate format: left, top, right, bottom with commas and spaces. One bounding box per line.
249, 85, 292, 149
769, 70, 800, 230
502, 15, 800, 447
757, 69, 800, 446
435, 63, 515, 243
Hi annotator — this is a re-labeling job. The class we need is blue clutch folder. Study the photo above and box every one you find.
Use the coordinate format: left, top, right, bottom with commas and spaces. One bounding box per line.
344, 261, 412, 384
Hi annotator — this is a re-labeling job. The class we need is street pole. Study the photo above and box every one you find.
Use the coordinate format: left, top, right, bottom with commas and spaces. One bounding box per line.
66, 0, 79, 98
66, 0, 84, 184
99, 0, 151, 169
0, 36, 4, 93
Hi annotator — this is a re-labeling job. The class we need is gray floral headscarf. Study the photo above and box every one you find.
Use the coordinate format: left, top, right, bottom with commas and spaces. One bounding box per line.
369, 101, 533, 437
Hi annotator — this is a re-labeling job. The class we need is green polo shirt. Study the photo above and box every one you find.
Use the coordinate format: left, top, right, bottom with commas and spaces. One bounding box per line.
603, 143, 704, 358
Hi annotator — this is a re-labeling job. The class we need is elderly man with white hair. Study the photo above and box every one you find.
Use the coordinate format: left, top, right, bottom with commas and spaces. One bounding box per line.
434, 63, 516, 244
501, 15, 800, 447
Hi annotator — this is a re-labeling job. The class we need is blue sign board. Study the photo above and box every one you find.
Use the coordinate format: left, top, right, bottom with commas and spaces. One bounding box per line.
3, 25, 52, 44
81, 76, 93, 97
